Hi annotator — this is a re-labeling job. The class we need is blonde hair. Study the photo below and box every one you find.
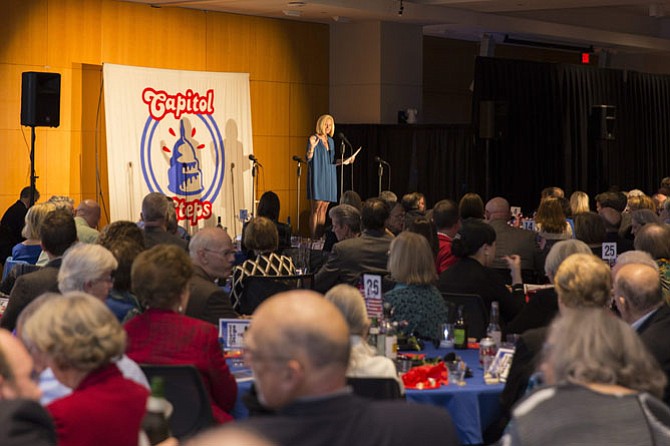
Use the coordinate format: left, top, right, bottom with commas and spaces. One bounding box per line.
544, 308, 666, 398
387, 231, 436, 285
244, 217, 279, 253
535, 197, 567, 234
569, 191, 590, 215
21, 292, 125, 372
315, 114, 334, 137
21, 202, 56, 240
325, 284, 369, 336
554, 253, 611, 309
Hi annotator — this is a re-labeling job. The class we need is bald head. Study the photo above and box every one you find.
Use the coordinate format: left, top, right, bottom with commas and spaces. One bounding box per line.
0, 330, 41, 401
76, 199, 101, 229
614, 263, 663, 323
485, 197, 510, 221
245, 291, 350, 409
634, 223, 670, 260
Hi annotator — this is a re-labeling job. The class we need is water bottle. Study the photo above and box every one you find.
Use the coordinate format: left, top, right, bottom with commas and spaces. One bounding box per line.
142, 377, 171, 445
486, 301, 502, 348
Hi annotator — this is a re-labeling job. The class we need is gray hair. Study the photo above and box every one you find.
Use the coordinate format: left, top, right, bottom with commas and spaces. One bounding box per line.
325, 284, 369, 336
544, 308, 666, 399
328, 204, 361, 233
615, 250, 659, 271
141, 192, 169, 224
634, 223, 670, 259
544, 239, 592, 279
58, 243, 118, 293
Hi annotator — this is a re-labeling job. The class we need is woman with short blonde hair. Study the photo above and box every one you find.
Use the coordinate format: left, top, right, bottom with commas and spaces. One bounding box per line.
384, 232, 448, 342
21, 292, 148, 446
11, 202, 56, 264
569, 191, 590, 215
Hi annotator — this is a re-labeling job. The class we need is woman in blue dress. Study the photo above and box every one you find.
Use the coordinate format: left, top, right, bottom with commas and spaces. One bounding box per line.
307, 114, 351, 239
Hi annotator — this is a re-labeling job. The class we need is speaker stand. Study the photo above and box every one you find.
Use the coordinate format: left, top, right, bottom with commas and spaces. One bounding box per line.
29, 126, 38, 206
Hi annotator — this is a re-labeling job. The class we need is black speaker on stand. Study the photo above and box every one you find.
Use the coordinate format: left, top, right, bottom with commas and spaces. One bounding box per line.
20, 72, 61, 206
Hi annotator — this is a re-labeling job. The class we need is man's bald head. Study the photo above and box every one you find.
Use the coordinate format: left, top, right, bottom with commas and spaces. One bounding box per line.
614, 263, 663, 323
245, 291, 350, 409
634, 223, 670, 260
76, 199, 101, 229
485, 197, 510, 221
0, 330, 41, 401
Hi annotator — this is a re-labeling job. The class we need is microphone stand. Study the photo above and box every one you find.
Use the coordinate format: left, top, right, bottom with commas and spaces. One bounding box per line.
340, 140, 345, 199
251, 159, 259, 217
295, 158, 303, 235
377, 160, 384, 196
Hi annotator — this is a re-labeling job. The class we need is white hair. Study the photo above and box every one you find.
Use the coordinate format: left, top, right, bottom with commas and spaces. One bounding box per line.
58, 243, 118, 293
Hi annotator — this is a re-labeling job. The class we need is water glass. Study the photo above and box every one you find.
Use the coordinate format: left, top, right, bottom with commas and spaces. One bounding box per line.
447, 360, 467, 386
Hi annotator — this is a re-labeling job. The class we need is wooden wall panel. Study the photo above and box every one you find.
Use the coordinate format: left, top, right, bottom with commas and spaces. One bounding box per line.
48, 0, 102, 66
1, 0, 48, 66
206, 13, 255, 74
250, 81, 290, 137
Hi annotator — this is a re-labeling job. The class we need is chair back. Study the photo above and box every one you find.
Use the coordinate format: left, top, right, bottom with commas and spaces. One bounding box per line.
139, 364, 215, 440
239, 273, 315, 315
2, 257, 31, 281
346, 377, 403, 400
441, 292, 489, 340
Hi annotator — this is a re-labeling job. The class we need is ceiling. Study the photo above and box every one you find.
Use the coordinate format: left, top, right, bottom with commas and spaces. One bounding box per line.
126, 0, 670, 54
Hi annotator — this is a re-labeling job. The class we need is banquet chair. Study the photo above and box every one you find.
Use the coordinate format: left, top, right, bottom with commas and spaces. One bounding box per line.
139, 364, 215, 440
441, 293, 488, 340
346, 377, 403, 400
239, 273, 315, 315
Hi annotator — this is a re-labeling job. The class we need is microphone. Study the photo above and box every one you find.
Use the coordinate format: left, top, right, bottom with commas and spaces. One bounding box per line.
338, 132, 352, 148
374, 156, 390, 166
292, 155, 304, 162
248, 154, 258, 162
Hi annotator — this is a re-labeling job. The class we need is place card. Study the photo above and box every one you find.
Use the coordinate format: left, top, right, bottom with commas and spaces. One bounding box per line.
362, 273, 383, 318
219, 318, 251, 350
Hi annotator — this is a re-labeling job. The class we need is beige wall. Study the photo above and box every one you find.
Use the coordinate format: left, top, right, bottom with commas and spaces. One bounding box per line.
1, 0, 329, 233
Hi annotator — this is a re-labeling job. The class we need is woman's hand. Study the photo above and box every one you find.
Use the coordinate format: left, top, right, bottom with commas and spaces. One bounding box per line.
504, 254, 522, 284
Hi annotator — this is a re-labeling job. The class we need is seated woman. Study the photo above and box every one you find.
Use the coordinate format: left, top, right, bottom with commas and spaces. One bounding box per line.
231, 216, 295, 314
459, 192, 485, 220
20, 292, 148, 446
325, 284, 403, 391
125, 244, 237, 424
535, 196, 573, 257
573, 212, 607, 257
241, 191, 291, 258
384, 231, 448, 343
502, 308, 670, 444
11, 202, 55, 264
438, 218, 525, 325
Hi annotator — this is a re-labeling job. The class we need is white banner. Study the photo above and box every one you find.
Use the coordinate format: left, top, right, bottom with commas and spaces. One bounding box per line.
103, 63, 253, 234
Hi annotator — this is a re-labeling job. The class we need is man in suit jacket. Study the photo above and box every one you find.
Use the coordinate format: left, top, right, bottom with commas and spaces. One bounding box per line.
0, 209, 77, 331
141, 192, 188, 251
234, 290, 460, 446
614, 260, 670, 403
187, 227, 238, 324
485, 197, 542, 276
0, 187, 39, 263
315, 198, 393, 294
0, 329, 56, 446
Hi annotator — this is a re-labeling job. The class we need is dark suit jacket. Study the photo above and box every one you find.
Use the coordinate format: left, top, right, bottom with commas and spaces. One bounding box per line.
187, 265, 238, 324
125, 308, 238, 423
314, 229, 393, 294
240, 392, 460, 446
506, 287, 558, 335
637, 304, 670, 403
0, 258, 62, 331
0, 399, 56, 446
488, 219, 542, 272
143, 226, 188, 251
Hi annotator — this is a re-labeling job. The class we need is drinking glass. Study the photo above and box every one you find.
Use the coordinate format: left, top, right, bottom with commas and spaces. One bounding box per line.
447, 360, 467, 386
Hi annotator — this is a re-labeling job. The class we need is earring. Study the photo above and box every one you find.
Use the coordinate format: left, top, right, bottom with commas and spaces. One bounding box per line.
178, 305, 183, 313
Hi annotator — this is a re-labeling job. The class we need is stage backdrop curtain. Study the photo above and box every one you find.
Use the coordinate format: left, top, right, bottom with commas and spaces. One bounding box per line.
473, 56, 670, 212
335, 124, 476, 208
103, 64, 253, 233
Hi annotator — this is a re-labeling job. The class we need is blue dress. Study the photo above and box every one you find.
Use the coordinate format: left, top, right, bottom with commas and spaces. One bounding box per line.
307, 136, 337, 202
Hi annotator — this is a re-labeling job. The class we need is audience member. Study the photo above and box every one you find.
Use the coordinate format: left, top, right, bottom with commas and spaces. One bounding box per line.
661, 197, 670, 223
652, 192, 667, 214
315, 198, 393, 293
385, 201, 405, 236
569, 190, 590, 215
125, 245, 237, 423
506, 239, 592, 336
140, 192, 188, 250
385, 232, 448, 343
101, 239, 145, 322
485, 197, 542, 277
438, 219, 525, 325
231, 218, 295, 314
540, 186, 564, 200
0, 329, 56, 446
407, 216, 439, 258
599, 206, 634, 254
501, 309, 670, 445
58, 243, 116, 300
0, 187, 39, 263
633, 223, 670, 302
498, 253, 611, 440
98, 220, 145, 247
535, 196, 572, 255
324, 284, 402, 390
187, 227, 239, 323
595, 190, 627, 213
630, 208, 661, 237
459, 192, 485, 220
74, 199, 100, 243
187, 425, 275, 446
11, 202, 55, 264
573, 211, 607, 257
432, 199, 460, 274
329, 204, 361, 243
237, 290, 460, 446
401, 192, 426, 229
340, 190, 363, 211
1, 209, 77, 331
21, 293, 148, 446
241, 191, 291, 257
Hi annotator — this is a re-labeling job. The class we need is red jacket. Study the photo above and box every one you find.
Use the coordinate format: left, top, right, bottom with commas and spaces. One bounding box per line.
47, 364, 148, 446
124, 308, 237, 423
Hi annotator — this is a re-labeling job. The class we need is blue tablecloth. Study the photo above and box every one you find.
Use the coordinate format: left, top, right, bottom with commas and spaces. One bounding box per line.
230, 344, 503, 445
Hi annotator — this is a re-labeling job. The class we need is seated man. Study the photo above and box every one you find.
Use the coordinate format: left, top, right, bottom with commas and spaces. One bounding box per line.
235, 290, 459, 446
141, 192, 188, 251
432, 199, 460, 274
315, 198, 392, 293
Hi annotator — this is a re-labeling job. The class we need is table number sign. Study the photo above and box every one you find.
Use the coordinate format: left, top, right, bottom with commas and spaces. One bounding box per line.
363, 273, 383, 318
601, 242, 617, 266
522, 219, 535, 231
219, 318, 251, 350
